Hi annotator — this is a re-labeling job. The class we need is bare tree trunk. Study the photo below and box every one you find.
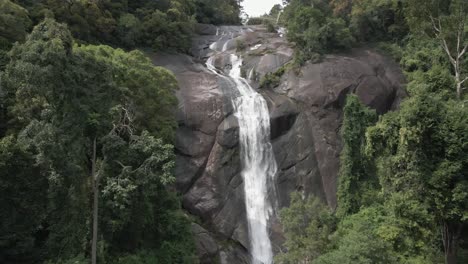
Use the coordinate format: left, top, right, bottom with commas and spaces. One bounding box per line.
442, 222, 463, 264
430, 16, 467, 100
446, 251, 457, 264
91, 138, 98, 264
456, 73, 462, 100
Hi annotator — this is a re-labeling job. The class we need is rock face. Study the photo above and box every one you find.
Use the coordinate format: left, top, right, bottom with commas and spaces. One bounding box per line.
148, 25, 406, 263
269, 49, 406, 207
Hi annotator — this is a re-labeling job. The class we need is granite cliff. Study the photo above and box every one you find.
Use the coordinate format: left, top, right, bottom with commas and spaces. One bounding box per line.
148, 24, 406, 264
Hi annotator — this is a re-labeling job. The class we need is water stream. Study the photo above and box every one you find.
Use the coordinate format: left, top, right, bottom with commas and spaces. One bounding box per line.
206, 31, 277, 264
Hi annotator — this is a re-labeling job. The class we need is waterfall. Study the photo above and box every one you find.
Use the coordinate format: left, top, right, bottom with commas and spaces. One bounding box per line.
206, 35, 277, 264
229, 54, 277, 264
222, 40, 230, 52
248, 68, 254, 80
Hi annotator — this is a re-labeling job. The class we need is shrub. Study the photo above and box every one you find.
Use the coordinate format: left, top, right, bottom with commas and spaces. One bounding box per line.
286, 6, 355, 62
265, 20, 276, 33
376, 42, 403, 62
259, 66, 286, 89
247, 17, 265, 25
236, 39, 246, 52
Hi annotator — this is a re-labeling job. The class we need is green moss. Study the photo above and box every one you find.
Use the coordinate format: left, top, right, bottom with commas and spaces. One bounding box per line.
259, 64, 288, 89
236, 39, 246, 52
246, 17, 266, 25
375, 42, 403, 62
265, 20, 276, 33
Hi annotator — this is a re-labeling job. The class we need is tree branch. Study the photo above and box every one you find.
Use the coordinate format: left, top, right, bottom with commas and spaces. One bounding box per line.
459, 44, 467, 59
461, 77, 468, 85
111, 105, 135, 137
430, 16, 441, 33
430, 16, 457, 67
442, 39, 457, 67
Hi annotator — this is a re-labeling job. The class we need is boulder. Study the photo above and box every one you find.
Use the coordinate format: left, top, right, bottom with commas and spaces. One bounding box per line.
274, 49, 406, 206
147, 26, 406, 263
192, 223, 219, 263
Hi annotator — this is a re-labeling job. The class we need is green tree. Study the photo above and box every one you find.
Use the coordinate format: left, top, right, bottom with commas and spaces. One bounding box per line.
0, 0, 31, 43
330, 0, 352, 17
0, 136, 47, 263
315, 207, 399, 264
4, 18, 116, 261
195, 0, 242, 25
336, 95, 377, 217
366, 95, 468, 264
2, 18, 191, 263
115, 13, 142, 48
349, 0, 407, 42
99, 132, 197, 263
0, 0, 32, 69
140, 7, 195, 52
406, 0, 468, 99
75, 45, 178, 142
283, 1, 355, 62
270, 4, 283, 18
13, 0, 199, 52
276, 192, 335, 264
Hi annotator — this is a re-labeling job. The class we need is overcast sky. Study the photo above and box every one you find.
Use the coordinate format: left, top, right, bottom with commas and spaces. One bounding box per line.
242, 0, 283, 17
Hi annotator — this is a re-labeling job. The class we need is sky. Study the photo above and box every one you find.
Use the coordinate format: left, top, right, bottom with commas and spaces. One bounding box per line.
242, 0, 283, 17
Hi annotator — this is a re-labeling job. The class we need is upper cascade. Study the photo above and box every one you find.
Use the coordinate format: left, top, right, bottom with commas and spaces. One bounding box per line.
153, 24, 406, 264
206, 29, 278, 264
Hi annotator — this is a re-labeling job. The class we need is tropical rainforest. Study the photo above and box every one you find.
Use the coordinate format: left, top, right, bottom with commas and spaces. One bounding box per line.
0, 0, 242, 263
275, 0, 468, 264
0, 0, 467, 264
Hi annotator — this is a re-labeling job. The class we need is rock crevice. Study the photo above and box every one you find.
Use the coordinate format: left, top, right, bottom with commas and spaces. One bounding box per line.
148, 25, 406, 264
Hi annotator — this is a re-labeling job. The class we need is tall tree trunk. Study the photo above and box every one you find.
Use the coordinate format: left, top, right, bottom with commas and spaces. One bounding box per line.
91, 138, 98, 264
456, 72, 462, 100
446, 250, 457, 264
430, 15, 466, 100
442, 222, 462, 264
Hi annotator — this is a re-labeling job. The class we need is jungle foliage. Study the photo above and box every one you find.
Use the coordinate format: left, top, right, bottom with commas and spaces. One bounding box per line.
278, 1, 468, 264
0, 18, 196, 264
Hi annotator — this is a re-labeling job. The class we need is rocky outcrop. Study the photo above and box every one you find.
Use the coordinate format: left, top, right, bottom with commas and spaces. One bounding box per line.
265, 48, 406, 207
148, 25, 406, 263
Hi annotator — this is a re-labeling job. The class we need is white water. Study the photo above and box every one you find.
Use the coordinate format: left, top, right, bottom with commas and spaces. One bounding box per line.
229, 54, 277, 264
206, 34, 277, 263
250, 44, 262, 51
222, 40, 230, 52
248, 68, 254, 80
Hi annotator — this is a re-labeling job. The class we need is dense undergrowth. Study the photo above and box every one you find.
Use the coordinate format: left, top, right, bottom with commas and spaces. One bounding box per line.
0, 0, 243, 263
1, 0, 467, 264
276, 1, 468, 264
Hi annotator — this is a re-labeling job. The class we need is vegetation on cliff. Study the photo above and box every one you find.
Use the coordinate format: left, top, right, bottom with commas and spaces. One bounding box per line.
0, 0, 243, 263
278, 1, 467, 264
1, 0, 467, 263
0, 17, 198, 263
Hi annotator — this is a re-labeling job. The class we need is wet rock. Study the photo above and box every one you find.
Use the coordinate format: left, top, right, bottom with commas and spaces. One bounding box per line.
192, 223, 219, 263
174, 155, 207, 193
176, 127, 214, 157
271, 113, 325, 206
195, 24, 218, 35
276, 49, 405, 206
220, 246, 250, 264
262, 90, 299, 140
217, 115, 239, 149
147, 25, 406, 263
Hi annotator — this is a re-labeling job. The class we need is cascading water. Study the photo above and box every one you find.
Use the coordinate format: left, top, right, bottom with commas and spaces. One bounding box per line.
206, 31, 277, 264
229, 54, 277, 264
